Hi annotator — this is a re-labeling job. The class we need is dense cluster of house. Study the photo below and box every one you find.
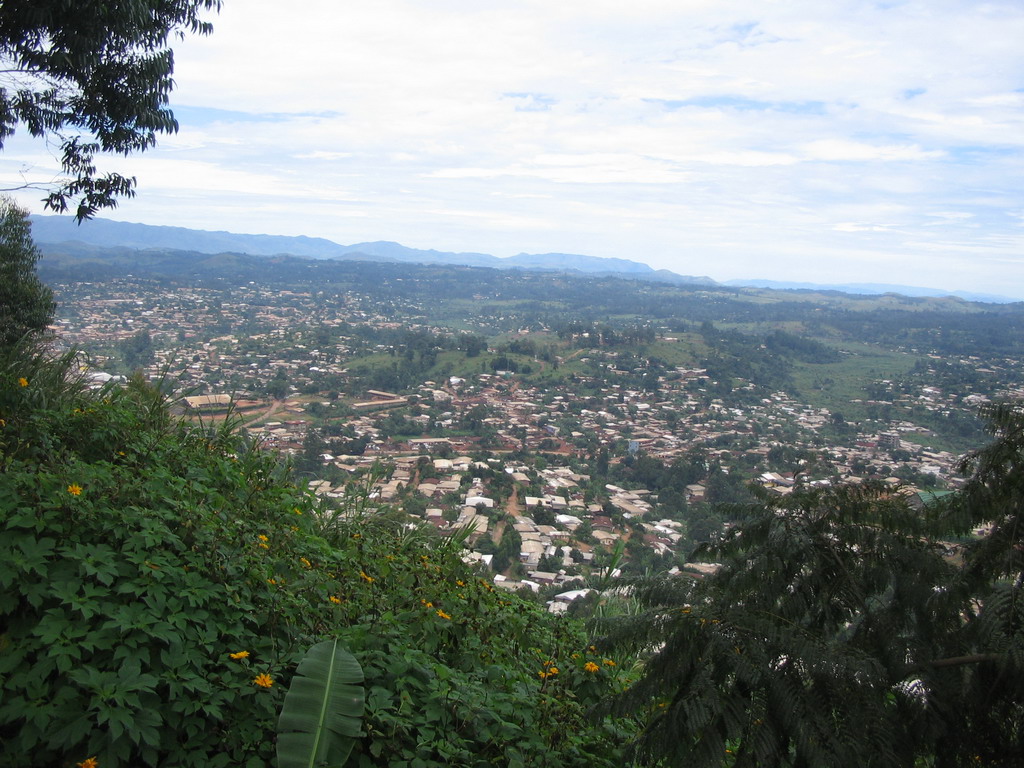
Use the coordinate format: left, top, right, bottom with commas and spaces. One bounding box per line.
54, 276, 999, 609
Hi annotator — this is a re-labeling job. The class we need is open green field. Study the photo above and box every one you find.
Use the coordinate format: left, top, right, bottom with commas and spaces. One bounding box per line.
789, 341, 920, 418
898, 431, 972, 456
644, 334, 710, 367
433, 298, 572, 333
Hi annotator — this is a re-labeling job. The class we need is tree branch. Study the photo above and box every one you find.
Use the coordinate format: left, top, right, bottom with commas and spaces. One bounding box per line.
906, 653, 1001, 672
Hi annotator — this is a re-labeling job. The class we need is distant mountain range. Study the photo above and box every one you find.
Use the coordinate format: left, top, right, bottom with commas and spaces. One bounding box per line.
722, 279, 1017, 304
27, 215, 713, 288
28, 215, 1019, 303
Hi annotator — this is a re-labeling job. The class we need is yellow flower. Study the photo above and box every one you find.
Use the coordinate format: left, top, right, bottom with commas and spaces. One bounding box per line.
329, 595, 342, 604
360, 571, 375, 583
456, 579, 465, 587
229, 651, 250, 660
300, 557, 312, 568
257, 542, 269, 550
253, 673, 274, 688
421, 600, 434, 608
436, 609, 451, 620
67, 483, 83, 496
584, 661, 600, 673
76, 758, 99, 768
293, 507, 303, 515
548, 667, 559, 675
258, 534, 269, 542
267, 578, 277, 585
18, 377, 28, 387
603, 659, 616, 667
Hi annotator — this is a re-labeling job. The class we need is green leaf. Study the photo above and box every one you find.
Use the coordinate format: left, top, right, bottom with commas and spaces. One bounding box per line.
276, 639, 365, 768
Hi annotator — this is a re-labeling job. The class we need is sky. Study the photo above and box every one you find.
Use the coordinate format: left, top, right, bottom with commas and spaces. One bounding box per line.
3, 0, 1024, 298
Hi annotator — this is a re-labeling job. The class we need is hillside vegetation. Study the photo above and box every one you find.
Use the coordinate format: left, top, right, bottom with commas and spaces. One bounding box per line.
0, 342, 637, 767
4, 221, 1024, 766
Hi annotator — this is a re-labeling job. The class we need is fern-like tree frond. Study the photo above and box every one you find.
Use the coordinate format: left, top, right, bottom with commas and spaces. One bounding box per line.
601, 441, 1024, 768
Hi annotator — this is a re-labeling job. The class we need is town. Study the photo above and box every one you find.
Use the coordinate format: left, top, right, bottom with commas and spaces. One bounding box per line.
48, 264, 1024, 608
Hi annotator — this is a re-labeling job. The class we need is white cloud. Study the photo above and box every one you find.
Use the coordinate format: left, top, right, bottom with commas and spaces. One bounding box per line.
834, 223, 893, 233
294, 151, 355, 161
801, 140, 944, 163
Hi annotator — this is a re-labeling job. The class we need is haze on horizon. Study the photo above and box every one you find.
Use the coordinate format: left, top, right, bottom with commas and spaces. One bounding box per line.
2, 0, 1022, 298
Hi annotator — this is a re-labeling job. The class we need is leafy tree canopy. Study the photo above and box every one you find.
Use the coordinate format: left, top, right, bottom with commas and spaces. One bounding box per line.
0, 196, 53, 346
0, 0, 220, 219
602, 403, 1024, 767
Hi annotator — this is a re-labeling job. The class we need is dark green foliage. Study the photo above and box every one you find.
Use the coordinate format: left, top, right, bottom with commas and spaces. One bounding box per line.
1, 348, 320, 765
0, 199, 54, 347
602, 444, 1024, 767
0, 344, 637, 767
942, 401, 1024, 583
763, 330, 841, 363
458, 334, 487, 357
700, 324, 793, 392
492, 522, 522, 574
926, 402, 1024, 763
0, 0, 219, 218
117, 329, 155, 371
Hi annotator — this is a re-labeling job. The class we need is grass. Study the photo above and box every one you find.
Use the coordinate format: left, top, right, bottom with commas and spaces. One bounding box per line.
645, 334, 710, 367
899, 431, 971, 456
788, 341, 920, 419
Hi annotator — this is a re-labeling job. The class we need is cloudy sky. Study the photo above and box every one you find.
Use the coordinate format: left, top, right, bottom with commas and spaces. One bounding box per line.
4, 0, 1024, 297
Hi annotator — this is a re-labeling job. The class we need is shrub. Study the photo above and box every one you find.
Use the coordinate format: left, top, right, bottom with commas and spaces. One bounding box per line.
0, 346, 636, 766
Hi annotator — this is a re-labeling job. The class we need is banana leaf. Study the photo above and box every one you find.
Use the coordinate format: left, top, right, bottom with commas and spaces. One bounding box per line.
276, 639, 365, 768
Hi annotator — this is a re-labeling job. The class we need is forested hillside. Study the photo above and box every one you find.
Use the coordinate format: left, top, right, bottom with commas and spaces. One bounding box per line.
38, 242, 1024, 358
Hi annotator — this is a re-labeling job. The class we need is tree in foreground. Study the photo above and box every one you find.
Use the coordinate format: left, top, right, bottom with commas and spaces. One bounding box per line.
602, 403, 1024, 767
0, 0, 220, 219
0, 196, 54, 346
